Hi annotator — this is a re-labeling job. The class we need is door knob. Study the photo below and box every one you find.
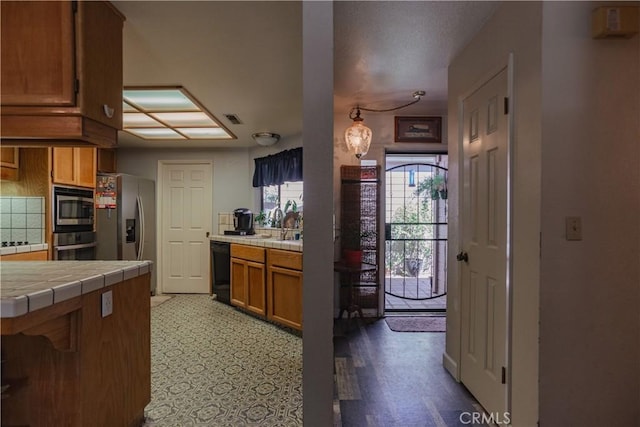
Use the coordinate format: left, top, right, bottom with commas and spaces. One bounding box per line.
456, 251, 469, 263
206, 231, 210, 237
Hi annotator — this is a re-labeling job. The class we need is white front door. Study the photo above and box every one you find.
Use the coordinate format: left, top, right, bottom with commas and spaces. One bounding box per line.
160, 162, 212, 294
460, 68, 509, 414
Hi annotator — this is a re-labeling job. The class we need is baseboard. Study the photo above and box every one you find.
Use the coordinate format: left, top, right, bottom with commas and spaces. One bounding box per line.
443, 351, 460, 381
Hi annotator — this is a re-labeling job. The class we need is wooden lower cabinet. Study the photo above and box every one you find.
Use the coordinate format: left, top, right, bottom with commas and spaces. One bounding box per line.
229, 244, 303, 330
267, 249, 303, 331
0, 250, 48, 261
0, 274, 151, 426
230, 244, 266, 316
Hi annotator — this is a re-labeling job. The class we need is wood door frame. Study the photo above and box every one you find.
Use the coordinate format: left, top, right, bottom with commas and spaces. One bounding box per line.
455, 54, 514, 411
156, 159, 214, 295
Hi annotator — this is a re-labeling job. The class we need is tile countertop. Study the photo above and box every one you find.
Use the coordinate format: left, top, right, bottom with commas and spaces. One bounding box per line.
0, 260, 153, 318
0, 243, 49, 256
211, 235, 303, 252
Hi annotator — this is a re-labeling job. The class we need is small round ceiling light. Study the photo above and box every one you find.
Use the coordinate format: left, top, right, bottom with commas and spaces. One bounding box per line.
252, 132, 280, 146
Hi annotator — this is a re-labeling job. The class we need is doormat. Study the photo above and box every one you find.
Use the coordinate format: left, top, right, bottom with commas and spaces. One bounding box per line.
385, 316, 446, 332
150, 295, 174, 308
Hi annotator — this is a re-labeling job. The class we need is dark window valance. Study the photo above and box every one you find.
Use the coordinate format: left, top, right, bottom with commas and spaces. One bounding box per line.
252, 147, 303, 187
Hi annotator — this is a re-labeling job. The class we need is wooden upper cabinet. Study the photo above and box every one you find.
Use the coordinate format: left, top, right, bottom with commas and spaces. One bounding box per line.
52, 147, 97, 188
0, 1, 75, 106
97, 148, 117, 173
0, 1, 124, 147
0, 147, 20, 181
76, 1, 123, 130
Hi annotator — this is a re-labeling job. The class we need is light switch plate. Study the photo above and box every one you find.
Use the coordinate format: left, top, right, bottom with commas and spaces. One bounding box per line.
565, 216, 582, 241
101, 290, 113, 317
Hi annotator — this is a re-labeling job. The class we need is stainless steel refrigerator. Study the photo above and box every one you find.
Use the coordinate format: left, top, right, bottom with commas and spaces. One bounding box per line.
95, 173, 157, 294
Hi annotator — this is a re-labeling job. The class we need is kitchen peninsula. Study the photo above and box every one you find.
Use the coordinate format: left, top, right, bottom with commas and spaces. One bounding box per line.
0, 260, 152, 426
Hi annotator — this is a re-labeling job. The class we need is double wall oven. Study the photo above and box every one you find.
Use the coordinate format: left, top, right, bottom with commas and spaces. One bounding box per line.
52, 186, 97, 260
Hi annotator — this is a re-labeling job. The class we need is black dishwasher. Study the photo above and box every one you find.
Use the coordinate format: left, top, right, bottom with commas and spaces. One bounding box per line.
210, 241, 231, 305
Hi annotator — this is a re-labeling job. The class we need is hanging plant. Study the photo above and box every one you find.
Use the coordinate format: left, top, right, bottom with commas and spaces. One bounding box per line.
415, 174, 448, 200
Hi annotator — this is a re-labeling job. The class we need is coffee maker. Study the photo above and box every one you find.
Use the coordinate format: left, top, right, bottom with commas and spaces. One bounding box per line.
227, 208, 255, 235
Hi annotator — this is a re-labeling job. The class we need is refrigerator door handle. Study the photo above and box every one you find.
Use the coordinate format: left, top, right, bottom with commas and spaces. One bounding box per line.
136, 195, 145, 261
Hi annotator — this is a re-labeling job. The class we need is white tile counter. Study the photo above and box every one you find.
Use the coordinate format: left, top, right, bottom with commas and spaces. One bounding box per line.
0, 260, 152, 318
211, 235, 303, 252
0, 243, 48, 256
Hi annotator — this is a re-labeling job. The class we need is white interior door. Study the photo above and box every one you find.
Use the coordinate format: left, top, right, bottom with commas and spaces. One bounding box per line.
460, 68, 509, 414
161, 162, 212, 294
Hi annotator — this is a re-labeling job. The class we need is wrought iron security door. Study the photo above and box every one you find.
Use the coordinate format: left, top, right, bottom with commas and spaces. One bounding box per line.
385, 162, 448, 311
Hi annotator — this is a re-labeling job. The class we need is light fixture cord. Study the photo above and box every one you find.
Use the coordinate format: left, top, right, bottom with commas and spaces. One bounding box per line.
349, 91, 424, 119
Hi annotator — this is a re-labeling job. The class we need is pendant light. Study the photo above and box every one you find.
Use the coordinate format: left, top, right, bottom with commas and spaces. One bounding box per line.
344, 107, 372, 159
344, 90, 426, 159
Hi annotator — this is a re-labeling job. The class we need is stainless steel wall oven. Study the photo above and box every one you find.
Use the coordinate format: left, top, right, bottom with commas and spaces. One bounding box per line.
52, 186, 97, 260
53, 231, 97, 260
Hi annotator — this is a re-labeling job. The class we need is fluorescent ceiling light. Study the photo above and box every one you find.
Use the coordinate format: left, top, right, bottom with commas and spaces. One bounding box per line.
178, 128, 230, 139
149, 112, 218, 127
125, 128, 186, 140
123, 113, 163, 128
123, 89, 199, 111
122, 86, 235, 141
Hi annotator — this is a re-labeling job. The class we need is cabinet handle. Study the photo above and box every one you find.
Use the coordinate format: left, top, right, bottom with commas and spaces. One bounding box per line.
102, 104, 115, 119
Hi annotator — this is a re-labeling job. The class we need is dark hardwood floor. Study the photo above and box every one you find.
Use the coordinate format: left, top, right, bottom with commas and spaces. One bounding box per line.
333, 317, 486, 427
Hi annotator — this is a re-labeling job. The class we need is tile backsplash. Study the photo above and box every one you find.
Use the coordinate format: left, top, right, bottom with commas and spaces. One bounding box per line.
0, 197, 45, 244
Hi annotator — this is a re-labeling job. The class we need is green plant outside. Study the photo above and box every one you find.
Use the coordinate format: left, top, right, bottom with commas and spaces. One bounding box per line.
387, 194, 438, 277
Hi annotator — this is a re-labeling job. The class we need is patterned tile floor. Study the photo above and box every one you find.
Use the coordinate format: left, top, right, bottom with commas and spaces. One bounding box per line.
143, 295, 302, 426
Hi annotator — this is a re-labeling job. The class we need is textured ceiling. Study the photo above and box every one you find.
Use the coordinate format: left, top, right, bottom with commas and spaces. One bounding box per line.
111, 1, 498, 149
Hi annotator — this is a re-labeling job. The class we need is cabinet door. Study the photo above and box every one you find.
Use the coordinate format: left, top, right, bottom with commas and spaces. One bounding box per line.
1, 1, 75, 106
75, 147, 96, 188
52, 147, 96, 188
230, 258, 247, 307
76, 1, 123, 129
97, 148, 117, 173
0, 147, 19, 181
267, 266, 303, 330
0, 147, 19, 168
52, 147, 76, 186
246, 261, 266, 316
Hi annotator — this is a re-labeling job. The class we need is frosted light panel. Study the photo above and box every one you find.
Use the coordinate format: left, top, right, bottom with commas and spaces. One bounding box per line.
122, 86, 235, 140
123, 89, 199, 111
150, 112, 218, 127
178, 128, 229, 139
123, 102, 137, 112
126, 128, 186, 139
123, 113, 163, 128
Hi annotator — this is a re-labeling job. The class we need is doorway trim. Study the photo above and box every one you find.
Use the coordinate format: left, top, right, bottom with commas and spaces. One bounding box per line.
156, 159, 214, 295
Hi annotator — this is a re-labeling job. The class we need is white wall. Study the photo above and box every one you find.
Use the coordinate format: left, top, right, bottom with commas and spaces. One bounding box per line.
539, 2, 640, 425
447, 2, 543, 425
449, 1, 640, 425
117, 147, 252, 233
117, 136, 303, 230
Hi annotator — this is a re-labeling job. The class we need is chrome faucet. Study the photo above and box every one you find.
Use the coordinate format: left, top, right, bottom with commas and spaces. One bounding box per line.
271, 206, 289, 240
280, 227, 289, 241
